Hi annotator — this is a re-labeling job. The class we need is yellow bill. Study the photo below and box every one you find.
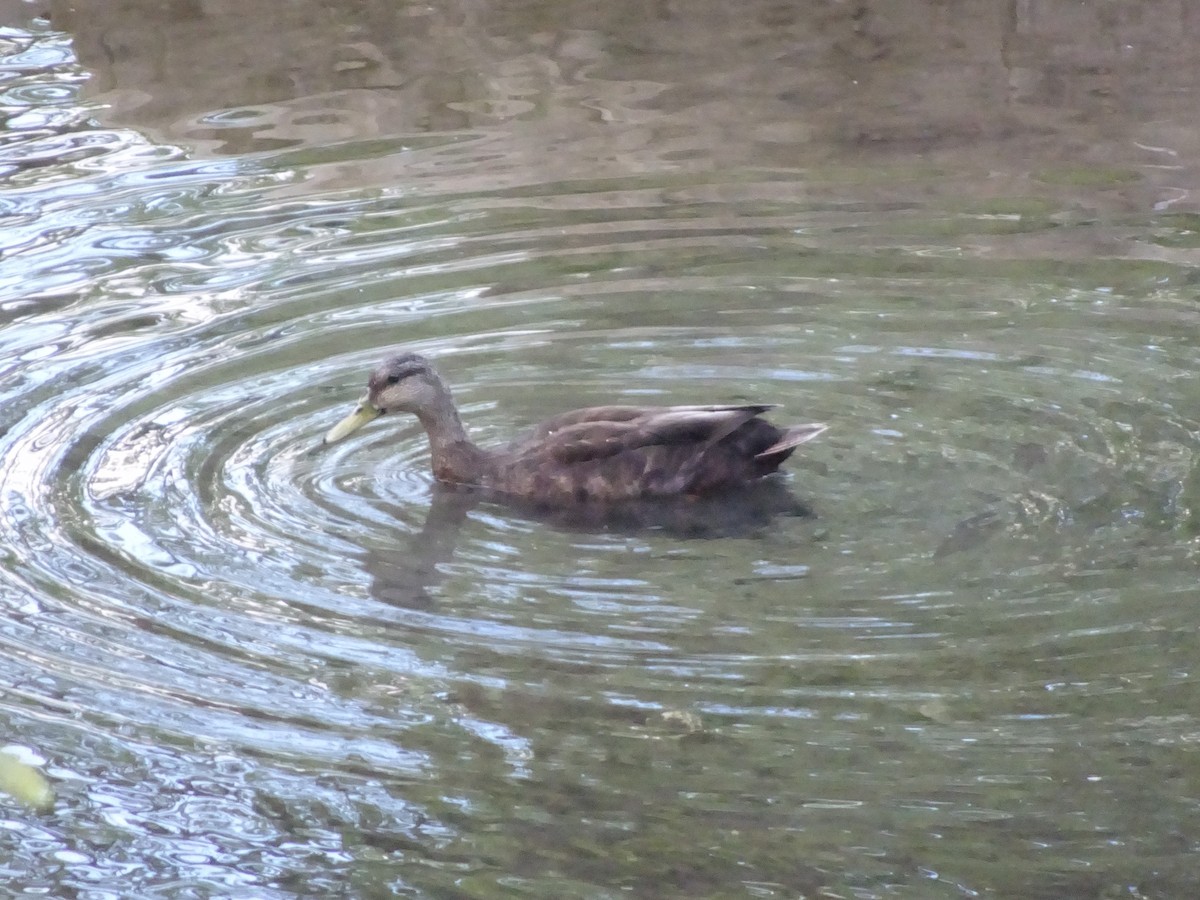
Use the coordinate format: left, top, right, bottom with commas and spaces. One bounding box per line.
324, 395, 382, 444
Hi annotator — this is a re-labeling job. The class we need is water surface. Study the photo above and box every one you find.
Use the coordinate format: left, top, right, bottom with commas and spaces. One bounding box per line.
2, 3, 1200, 897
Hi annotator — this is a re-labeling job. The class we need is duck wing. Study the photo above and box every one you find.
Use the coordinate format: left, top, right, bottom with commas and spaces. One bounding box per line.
514, 405, 777, 464
489, 404, 825, 501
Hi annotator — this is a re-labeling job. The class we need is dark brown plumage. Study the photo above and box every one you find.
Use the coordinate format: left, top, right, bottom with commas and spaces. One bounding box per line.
324, 352, 827, 504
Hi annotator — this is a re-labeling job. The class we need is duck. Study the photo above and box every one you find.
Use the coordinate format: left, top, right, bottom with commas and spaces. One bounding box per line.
323, 352, 827, 504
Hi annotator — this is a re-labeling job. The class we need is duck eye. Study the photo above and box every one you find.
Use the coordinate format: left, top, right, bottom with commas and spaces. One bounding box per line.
385, 374, 402, 386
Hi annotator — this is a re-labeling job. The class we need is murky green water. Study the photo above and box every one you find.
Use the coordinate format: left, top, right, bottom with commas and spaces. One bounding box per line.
3, 3, 1200, 897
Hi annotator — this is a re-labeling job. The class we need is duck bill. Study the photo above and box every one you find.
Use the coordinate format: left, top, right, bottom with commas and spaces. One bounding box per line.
323, 395, 382, 444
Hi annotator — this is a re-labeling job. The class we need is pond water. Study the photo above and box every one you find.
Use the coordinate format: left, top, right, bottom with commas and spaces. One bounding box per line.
3, 2, 1200, 896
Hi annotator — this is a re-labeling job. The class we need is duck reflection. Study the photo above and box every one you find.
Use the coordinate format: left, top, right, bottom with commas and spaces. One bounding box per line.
359, 479, 814, 609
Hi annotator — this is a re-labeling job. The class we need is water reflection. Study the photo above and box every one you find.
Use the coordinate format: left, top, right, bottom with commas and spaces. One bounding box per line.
362, 480, 816, 609
3, 2, 1200, 897
359, 486, 475, 611
39, 0, 1200, 222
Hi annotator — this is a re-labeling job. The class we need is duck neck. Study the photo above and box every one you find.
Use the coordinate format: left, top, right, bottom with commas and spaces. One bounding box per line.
416, 391, 480, 481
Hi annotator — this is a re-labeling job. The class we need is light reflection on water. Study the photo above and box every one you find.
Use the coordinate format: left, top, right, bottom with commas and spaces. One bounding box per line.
2, 7, 1200, 898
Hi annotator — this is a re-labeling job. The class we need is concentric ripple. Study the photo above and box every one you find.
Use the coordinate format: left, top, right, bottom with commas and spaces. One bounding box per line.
5, 19, 1200, 897
5, 157, 1200, 892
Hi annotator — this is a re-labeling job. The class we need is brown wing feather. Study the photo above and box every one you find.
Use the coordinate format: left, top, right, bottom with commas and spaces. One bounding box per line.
756, 423, 829, 458
515, 406, 772, 465
520, 404, 776, 444
523, 405, 658, 438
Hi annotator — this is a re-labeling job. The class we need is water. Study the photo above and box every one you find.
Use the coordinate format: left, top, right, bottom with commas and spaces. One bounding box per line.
3, 3, 1200, 896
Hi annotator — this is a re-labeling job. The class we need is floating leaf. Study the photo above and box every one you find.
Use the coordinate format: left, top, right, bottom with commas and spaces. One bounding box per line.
0, 749, 55, 812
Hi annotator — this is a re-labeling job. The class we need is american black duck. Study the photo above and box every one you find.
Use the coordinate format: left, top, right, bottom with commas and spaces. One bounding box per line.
324, 352, 827, 504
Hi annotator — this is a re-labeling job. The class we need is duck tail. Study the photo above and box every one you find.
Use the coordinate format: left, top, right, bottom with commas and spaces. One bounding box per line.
755, 423, 828, 459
